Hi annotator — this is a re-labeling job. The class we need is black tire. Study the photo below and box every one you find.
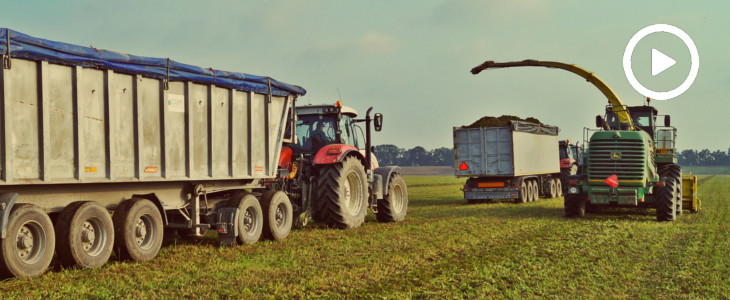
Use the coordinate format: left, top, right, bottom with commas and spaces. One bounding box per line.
564, 194, 585, 218
227, 193, 263, 245
560, 164, 577, 193
657, 165, 681, 221
0, 204, 55, 279
113, 199, 163, 261
516, 181, 529, 204
316, 156, 368, 228
376, 173, 408, 222
531, 180, 539, 202
260, 191, 293, 241
555, 179, 563, 198
526, 181, 534, 202
55, 201, 114, 269
656, 177, 677, 222
548, 180, 557, 198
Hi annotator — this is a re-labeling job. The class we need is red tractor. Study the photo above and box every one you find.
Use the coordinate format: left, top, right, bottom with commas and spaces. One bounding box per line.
558, 139, 581, 191
275, 101, 408, 229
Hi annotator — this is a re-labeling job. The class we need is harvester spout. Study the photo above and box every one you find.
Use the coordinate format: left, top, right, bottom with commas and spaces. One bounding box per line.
471, 59, 635, 131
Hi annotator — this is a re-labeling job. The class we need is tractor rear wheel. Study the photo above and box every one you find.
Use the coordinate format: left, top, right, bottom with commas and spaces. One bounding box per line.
316, 156, 368, 228
376, 173, 408, 222
656, 177, 677, 222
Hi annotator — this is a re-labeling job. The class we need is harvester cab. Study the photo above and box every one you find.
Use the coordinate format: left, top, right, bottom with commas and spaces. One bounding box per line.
278, 102, 407, 229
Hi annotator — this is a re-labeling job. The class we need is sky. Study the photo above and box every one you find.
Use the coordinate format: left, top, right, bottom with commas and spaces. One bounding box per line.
2, 1, 728, 151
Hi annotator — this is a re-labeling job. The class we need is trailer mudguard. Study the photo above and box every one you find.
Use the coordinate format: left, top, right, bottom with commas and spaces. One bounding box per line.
131, 193, 169, 226
0, 193, 18, 238
374, 166, 401, 196
312, 144, 363, 165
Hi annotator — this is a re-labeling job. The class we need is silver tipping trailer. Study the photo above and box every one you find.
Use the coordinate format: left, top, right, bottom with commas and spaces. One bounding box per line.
454, 121, 562, 204
0, 28, 305, 278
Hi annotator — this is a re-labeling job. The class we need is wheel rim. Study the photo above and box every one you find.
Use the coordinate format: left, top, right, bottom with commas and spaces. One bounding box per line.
15, 221, 46, 264
243, 206, 258, 235
275, 202, 288, 229
521, 183, 527, 202
344, 170, 364, 215
391, 183, 404, 213
81, 217, 107, 257
134, 214, 156, 250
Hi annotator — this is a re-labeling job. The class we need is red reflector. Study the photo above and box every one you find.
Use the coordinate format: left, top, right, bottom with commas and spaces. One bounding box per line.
568, 180, 577, 185
588, 197, 591, 201
218, 229, 223, 232
327, 148, 342, 155
605, 174, 618, 188
639, 198, 644, 202
656, 182, 665, 186
458, 161, 469, 171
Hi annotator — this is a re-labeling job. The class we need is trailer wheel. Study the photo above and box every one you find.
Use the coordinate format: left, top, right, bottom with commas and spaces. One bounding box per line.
531, 180, 539, 202
517, 181, 529, 204
228, 193, 263, 245
548, 180, 557, 198
317, 156, 368, 228
555, 179, 563, 197
260, 191, 293, 241
0, 204, 55, 279
526, 181, 535, 202
376, 173, 408, 222
55, 201, 114, 269
656, 177, 677, 222
113, 199, 163, 261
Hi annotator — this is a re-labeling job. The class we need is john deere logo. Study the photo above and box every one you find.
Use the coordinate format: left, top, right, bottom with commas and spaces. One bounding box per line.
610, 151, 621, 160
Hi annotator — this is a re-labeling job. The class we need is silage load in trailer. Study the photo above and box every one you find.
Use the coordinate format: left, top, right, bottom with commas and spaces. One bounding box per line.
465, 115, 542, 128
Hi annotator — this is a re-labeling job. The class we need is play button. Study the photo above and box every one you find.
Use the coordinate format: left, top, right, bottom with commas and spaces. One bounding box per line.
623, 24, 699, 100
651, 49, 676, 76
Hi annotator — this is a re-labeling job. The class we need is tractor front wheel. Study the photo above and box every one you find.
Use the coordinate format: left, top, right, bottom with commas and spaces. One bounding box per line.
316, 156, 368, 229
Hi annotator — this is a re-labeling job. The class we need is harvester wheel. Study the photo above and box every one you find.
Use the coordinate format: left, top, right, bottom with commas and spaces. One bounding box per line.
376, 173, 408, 222
564, 194, 585, 218
656, 177, 677, 222
517, 181, 529, 204
113, 199, 163, 262
260, 191, 293, 241
55, 201, 114, 269
0, 204, 55, 279
227, 193, 263, 245
316, 156, 368, 228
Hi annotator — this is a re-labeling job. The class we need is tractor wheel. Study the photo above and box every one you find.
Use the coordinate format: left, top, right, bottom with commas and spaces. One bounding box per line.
260, 191, 293, 241
55, 201, 114, 269
516, 181, 529, 204
548, 179, 557, 198
555, 179, 563, 197
564, 194, 585, 218
0, 204, 55, 279
560, 164, 577, 192
376, 173, 408, 222
113, 199, 163, 262
316, 156, 368, 229
227, 193, 263, 245
656, 177, 677, 222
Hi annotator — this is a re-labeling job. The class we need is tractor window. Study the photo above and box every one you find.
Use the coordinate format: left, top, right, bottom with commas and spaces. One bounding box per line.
559, 146, 569, 159
294, 115, 336, 152
339, 115, 359, 148
655, 129, 675, 150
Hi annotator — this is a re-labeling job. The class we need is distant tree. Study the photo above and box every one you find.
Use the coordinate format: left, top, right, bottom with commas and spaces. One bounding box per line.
374, 144, 402, 166
405, 146, 428, 166
430, 147, 454, 166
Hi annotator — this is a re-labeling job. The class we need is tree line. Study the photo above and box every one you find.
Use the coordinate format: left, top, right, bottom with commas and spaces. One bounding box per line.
374, 145, 730, 167
677, 149, 730, 166
374, 145, 454, 166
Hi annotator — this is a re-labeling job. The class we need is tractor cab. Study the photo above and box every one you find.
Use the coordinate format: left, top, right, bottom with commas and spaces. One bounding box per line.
603, 104, 677, 164
291, 104, 361, 154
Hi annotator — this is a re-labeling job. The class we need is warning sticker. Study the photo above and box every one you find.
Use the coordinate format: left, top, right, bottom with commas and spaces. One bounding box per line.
144, 167, 159, 173
168, 94, 185, 113
84, 167, 97, 173
254, 166, 264, 172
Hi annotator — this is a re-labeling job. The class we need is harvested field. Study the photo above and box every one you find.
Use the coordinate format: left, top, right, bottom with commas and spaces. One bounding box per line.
1, 175, 727, 298
398, 166, 455, 176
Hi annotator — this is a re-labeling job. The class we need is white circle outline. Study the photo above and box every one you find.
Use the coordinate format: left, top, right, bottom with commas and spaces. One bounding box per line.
622, 24, 699, 101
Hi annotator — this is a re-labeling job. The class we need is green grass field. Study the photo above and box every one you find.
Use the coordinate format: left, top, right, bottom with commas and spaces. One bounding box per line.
1, 175, 728, 298
682, 165, 730, 175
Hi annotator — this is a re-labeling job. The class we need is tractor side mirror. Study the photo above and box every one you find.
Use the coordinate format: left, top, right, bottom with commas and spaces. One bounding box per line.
595, 115, 604, 128
374, 113, 383, 132
664, 115, 670, 127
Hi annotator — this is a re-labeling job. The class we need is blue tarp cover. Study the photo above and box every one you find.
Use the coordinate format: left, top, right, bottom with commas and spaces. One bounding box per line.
0, 28, 306, 96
